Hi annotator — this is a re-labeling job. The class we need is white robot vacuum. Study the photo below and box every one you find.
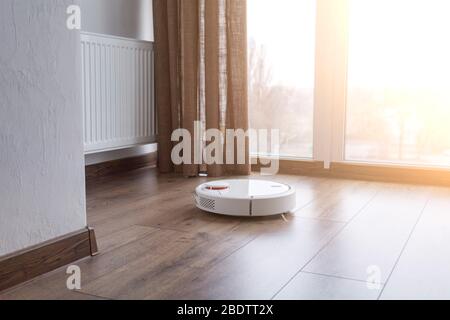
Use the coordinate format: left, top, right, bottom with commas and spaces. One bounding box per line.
194, 179, 296, 217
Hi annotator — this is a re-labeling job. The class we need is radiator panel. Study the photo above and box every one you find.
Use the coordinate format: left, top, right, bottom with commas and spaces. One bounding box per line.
81, 32, 155, 154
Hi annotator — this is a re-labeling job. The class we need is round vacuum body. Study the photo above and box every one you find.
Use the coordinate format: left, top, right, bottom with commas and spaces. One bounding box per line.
194, 179, 296, 217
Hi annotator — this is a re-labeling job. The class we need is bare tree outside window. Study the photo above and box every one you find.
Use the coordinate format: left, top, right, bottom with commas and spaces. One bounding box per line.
247, 0, 316, 158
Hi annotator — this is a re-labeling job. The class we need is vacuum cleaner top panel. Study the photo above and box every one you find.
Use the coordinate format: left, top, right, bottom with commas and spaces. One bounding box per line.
196, 179, 292, 200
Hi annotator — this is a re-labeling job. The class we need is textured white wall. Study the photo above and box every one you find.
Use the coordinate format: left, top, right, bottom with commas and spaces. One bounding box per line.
0, 0, 87, 256
80, 0, 154, 41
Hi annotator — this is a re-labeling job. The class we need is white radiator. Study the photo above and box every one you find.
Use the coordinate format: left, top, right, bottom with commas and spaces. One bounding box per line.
80, 32, 156, 154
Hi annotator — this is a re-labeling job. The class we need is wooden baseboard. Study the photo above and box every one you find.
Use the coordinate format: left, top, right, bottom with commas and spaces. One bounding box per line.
252, 159, 327, 176
329, 162, 450, 186
85, 152, 157, 180
0, 227, 98, 292
253, 158, 450, 186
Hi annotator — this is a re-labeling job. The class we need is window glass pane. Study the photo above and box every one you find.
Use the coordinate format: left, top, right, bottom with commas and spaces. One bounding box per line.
248, 0, 316, 158
346, 0, 450, 166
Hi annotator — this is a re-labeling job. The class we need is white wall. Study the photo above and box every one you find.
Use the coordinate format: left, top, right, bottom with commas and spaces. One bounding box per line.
0, 0, 87, 256
80, 0, 154, 41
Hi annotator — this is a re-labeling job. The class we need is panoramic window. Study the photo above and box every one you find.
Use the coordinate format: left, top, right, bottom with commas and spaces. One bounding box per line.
345, 0, 450, 166
247, 0, 316, 158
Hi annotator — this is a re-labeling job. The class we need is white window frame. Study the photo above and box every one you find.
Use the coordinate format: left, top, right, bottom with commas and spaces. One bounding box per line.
312, 0, 349, 168
313, 0, 450, 170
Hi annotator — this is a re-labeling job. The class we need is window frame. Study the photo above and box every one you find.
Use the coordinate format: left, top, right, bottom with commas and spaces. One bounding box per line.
312, 0, 349, 168
251, 0, 450, 171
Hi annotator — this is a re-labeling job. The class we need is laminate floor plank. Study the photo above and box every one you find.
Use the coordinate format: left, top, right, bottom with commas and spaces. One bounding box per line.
294, 181, 379, 222
381, 187, 450, 300
274, 272, 381, 300
0, 284, 107, 300
148, 218, 345, 300
81, 218, 288, 299
303, 184, 432, 283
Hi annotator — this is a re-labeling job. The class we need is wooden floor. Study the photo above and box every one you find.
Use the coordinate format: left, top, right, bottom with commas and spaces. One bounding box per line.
2, 166, 450, 300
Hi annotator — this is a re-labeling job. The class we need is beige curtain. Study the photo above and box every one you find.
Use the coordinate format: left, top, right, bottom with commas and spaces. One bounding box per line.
154, 0, 250, 177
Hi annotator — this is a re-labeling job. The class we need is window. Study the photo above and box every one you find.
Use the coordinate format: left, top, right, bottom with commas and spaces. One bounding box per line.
248, 0, 450, 169
248, 0, 316, 158
345, 0, 450, 166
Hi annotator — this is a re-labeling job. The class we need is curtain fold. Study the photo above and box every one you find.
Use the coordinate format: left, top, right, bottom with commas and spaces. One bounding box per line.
153, 0, 173, 173
180, 0, 200, 177
204, 0, 223, 177
225, 0, 249, 176
154, 0, 250, 177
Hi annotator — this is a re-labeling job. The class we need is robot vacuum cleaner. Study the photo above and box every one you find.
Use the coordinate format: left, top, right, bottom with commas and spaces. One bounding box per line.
194, 179, 296, 217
